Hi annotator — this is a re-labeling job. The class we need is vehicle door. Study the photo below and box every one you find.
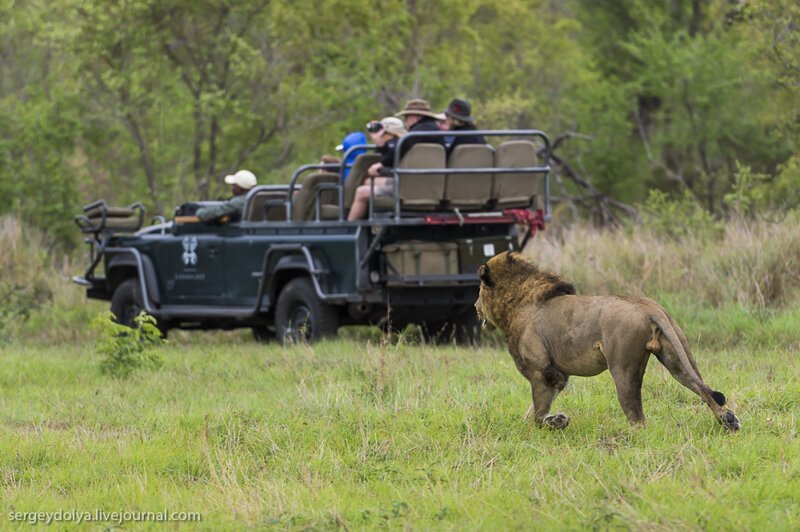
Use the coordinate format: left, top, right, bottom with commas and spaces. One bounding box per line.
221, 224, 268, 308
159, 223, 226, 305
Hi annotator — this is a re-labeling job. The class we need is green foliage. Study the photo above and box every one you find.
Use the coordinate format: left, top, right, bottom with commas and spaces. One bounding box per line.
0, 0, 799, 242
723, 163, 771, 215
640, 189, 721, 239
0, 281, 51, 340
93, 311, 165, 379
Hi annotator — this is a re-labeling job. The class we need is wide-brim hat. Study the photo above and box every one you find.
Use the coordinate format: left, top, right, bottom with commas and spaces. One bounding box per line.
444, 98, 474, 123
224, 169, 257, 190
395, 98, 439, 119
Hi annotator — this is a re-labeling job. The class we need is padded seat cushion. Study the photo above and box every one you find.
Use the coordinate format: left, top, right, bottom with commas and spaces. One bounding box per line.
85, 206, 137, 219
446, 144, 493, 209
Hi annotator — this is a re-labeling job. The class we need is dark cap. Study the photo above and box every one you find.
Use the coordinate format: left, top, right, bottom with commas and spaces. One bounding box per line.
444, 98, 474, 123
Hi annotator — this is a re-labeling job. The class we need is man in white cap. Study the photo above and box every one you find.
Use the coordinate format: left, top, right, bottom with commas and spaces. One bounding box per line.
197, 169, 257, 222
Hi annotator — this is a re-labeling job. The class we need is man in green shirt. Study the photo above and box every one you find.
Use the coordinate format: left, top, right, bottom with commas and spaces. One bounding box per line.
197, 169, 257, 222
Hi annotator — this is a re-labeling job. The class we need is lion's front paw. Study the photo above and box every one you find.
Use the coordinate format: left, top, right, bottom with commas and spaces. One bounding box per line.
720, 410, 740, 431
543, 413, 569, 430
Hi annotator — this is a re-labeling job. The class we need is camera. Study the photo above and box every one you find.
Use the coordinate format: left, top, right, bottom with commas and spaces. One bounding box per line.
366, 121, 383, 133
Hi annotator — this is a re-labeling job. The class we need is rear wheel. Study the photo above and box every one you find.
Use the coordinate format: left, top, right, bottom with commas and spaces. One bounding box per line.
420, 312, 481, 346
275, 277, 338, 343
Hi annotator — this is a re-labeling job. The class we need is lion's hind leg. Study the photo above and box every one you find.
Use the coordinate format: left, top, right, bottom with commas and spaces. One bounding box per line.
652, 320, 740, 431
606, 348, 650, 426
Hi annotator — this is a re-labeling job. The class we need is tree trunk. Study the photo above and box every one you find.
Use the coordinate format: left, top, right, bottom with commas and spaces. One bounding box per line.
124, 112, 162, 215
192, 97, 207, 199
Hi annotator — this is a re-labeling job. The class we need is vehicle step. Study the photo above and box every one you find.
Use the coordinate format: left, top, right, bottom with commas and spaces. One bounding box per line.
156, 306, 265, 319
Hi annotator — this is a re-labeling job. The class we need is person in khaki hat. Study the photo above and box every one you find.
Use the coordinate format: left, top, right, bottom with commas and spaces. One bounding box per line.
347, 117, 407, 220
394, 98, 445, 154
197, 169, 257, 222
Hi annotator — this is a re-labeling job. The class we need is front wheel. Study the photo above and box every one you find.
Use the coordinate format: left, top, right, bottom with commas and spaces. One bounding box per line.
274, 277, 338, 343
110, 278, 144, 328
110, 278, 167, 336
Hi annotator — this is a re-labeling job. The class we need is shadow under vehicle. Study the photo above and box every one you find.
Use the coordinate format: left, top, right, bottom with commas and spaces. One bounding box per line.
73, 130, 552, 344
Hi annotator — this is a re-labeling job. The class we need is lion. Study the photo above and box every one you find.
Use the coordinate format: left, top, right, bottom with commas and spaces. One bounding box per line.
475, 251, 740, 431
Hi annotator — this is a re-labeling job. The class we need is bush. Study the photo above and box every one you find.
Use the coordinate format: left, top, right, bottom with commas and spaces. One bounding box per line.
94, 311, 165, 379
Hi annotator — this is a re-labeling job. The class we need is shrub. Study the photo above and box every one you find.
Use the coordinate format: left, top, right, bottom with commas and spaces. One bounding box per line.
94, 311, 165, 379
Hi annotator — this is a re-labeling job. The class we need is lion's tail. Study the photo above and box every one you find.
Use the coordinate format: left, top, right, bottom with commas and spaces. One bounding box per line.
648, 310, 728, 409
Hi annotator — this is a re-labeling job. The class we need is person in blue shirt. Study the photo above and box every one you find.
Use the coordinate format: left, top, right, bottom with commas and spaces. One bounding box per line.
335, 131, 367, 181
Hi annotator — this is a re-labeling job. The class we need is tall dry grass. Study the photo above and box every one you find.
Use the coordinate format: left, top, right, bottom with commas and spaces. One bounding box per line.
0, 216, 101, 343
2, 212, 799, 344
527, 213, 800, 308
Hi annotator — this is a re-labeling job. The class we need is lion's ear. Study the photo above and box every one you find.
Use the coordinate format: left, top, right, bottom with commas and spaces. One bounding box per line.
479, 264, 494, 287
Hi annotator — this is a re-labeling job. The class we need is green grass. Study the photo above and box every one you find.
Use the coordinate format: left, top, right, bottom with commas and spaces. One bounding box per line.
1, 329, 798, 530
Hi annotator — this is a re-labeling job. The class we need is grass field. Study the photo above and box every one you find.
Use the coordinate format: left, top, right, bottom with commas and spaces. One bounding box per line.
2, 215, 799, 528
1, 324, 798, 530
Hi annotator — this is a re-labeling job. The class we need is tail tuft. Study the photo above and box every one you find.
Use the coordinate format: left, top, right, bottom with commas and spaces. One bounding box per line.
711, 391, 726, 406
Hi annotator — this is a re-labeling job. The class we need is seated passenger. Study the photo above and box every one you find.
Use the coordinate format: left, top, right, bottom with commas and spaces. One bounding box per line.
394, 99, 446, 158
347, 117, 407, 221
319, 154, 342, 166
335, 131, 367, 181
197, 169, 257, 223
433, 111, 454, 151
441, 98, 487, 156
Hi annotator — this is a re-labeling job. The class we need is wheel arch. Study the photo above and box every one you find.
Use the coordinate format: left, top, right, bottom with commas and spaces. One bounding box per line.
107, 252, 160, 306
268, 252, 326, 306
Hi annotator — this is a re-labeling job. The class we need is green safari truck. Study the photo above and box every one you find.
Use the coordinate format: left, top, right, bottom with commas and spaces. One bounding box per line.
73, 129, 551, 344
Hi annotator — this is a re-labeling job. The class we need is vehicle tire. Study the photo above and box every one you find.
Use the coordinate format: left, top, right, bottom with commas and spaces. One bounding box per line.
110, 278, 167, 337
274, 277, 338, 343
110, 278, 144, 329
252, 324, 276, 343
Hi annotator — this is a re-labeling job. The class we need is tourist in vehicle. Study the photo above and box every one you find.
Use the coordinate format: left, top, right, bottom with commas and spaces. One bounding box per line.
335, 131, 367, 181
197, 169, 257, 223
395, 99, 445, 154
442, 98, 486, 156
319, 154, 341, 166
347, 117, 407, 220
434, 111, 455, 150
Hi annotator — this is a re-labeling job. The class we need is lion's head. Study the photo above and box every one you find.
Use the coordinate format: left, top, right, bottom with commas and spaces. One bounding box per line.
475, 251, 576, 332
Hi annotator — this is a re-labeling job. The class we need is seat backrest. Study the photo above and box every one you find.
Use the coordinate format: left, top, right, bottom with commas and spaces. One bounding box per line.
493, 140, 542, 208
342, 152, 381, 209
244, 190, 288, 222
397, 143, 446, 211
291, 172, 340, 221
445, 144, 494, 210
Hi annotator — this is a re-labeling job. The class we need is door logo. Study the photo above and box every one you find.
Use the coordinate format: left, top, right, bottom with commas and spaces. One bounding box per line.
182, 236, 198, 266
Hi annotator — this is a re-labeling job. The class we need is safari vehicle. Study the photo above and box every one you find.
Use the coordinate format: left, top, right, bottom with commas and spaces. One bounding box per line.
73, 129, 551, 343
